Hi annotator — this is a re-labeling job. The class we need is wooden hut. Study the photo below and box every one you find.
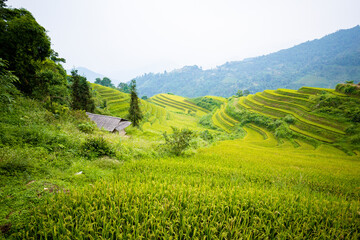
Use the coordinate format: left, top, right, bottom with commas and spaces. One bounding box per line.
86, 112, 131, 135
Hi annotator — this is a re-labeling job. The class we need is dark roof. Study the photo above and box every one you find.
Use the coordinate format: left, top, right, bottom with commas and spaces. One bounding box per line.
86, 112, 131, 132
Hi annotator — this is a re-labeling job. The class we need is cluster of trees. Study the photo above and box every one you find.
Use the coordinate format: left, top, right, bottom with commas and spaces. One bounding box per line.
95, 77, 115, 88
236, 89, 250, 97
94, 76, 140, 96
0, 1, 94, 112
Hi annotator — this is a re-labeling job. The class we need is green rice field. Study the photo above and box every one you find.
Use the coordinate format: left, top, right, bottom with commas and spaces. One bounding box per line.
14, 123, 360, 239
2, 86, 359, 239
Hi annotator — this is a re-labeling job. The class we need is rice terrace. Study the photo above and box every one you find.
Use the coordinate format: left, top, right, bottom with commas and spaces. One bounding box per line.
1, 0, 360, 239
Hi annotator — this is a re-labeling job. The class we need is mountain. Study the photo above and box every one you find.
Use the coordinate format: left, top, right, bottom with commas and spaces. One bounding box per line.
67, 67, 105, 83
134, 26, 360, 98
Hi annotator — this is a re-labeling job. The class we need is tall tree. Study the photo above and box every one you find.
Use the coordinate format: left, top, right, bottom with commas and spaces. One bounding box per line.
0, 6, 51, 95
70, 70, 95, 112
128, 79, 143, 127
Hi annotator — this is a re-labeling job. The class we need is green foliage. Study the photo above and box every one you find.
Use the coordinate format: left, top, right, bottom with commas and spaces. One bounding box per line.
128, 79, 143, 127
81, 137, 115, 159
189, 97, 223, 111
0, 58, 19, 109
336, 83, 360, 96
0, 6, 51, 95
236, 89, 249, 97
77, 122, 96, 134
312, 92, 360, 123
274, 122, 293, 139
162, 127, 195, 156
95, 77, 115, 88
283, 114, 295, 124
117, 82, 131, 93
70, 70, 95, 112
350, 134, 360, 144
199, 112, 219, 130
33, 59, 69, 105
199, 130, 214, 142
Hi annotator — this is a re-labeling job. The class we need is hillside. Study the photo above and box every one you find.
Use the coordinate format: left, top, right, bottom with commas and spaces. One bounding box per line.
92, 84, 211, 135
206, 86, 360, 155
134, 26, 360, 98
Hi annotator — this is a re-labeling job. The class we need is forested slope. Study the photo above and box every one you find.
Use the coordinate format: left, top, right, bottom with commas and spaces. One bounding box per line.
135, 26, 360, 97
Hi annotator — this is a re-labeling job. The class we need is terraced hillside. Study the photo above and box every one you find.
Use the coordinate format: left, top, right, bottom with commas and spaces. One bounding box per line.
92, 84, 209, 134
149, 93, 209, 117
211, 104, 239, 133
232, 87, 355, 150
92, 84, 131, 118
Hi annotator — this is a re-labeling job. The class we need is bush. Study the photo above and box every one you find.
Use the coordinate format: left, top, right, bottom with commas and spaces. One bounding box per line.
162, 127, 195, 156
81, 137, 115, 159
351, 110, 360, 123
350, 134, 360, 144
283, 115, 295, 124
77, 122, 96, 133
274, 123, 293, 139
199, 130, 214, 142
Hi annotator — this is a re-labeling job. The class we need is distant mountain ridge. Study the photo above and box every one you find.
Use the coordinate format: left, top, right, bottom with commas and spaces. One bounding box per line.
134, 25, 360, 98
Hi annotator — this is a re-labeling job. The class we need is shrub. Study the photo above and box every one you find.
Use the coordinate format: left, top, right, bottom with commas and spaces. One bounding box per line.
350, 134, 360, 144
162, 127, 195, 156
274, 123, 292, 139
351, 110, 360, 123
199, 130, 214, 142
81, 137, 115, 159
283, 115, 295, 124
77, 122, 96, 133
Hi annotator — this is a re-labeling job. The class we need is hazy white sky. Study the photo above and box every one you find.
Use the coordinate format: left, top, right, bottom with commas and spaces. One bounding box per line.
6, 0, 360, 83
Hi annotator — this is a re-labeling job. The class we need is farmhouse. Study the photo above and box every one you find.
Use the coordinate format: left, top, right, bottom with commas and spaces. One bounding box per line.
86, 112, 131, 135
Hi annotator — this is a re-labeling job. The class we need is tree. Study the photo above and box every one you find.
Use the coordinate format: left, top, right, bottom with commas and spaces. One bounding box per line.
162, 127, 195, 156
128, 79, 143, 127
236, 90, 244, 97
0, 0, 7, 8
70, 70, 95, 112
101, 77, 114, 87
0, 58, 19, 108
0, 7, 51, 95
95, 78, 102, 84
117, 82, 130, 93
94, 77, 115, 88
236, 89, 250, 97
33, 59, 69, 105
